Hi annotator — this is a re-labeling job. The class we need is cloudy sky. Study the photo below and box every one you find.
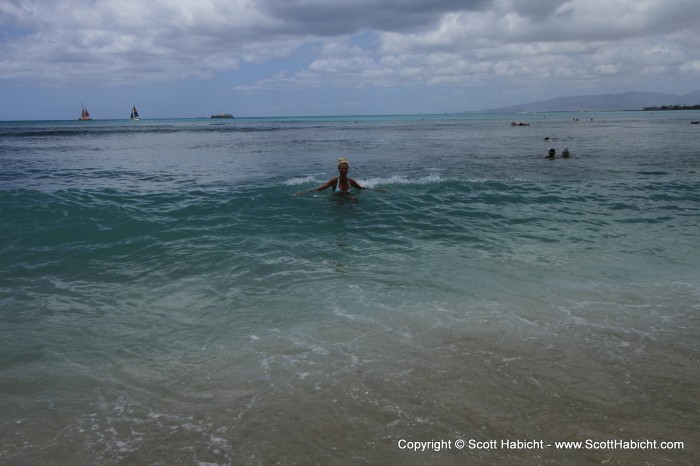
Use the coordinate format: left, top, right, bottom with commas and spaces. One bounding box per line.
1, 0, 699, 119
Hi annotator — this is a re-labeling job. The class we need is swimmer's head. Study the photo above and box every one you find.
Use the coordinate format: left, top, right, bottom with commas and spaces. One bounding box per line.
337, 157, 350, 169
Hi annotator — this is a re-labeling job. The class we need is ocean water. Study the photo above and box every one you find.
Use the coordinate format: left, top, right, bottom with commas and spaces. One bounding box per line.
1, 112, 699, 465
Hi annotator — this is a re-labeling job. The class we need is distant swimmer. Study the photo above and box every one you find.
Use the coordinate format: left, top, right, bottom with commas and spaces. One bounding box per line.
545, 148, 556, 159
296, 157, 385, 195
562, 148, 571, 158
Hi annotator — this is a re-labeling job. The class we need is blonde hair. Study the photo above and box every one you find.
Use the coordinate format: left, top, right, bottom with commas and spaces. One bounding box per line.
337, 157, 349, 168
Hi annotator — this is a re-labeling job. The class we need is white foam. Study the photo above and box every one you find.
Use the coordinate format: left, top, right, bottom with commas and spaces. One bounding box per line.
285, 176, 318, 186
359, 173, 445, 187
286, 173, 453, 189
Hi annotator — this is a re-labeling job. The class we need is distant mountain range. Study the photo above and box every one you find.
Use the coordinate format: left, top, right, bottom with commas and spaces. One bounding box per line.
474, 91, 700, 113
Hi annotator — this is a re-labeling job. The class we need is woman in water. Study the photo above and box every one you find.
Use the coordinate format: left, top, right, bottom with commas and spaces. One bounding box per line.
314, 157, 365, 193
297, 157, 382, 195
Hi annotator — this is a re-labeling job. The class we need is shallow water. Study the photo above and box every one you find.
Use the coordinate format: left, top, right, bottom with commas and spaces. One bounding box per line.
1, 112, 699, 464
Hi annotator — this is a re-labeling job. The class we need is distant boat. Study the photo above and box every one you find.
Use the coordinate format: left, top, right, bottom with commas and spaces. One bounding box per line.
130, 105, 140, 120
79, 103, 92, 121
210, 113, 233, 119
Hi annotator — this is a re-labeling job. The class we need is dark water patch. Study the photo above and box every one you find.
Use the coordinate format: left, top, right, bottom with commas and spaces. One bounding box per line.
0, 122, 334, 140
615, 216, 675, 224
607, 202, 641, 211
637, 171, 669, 176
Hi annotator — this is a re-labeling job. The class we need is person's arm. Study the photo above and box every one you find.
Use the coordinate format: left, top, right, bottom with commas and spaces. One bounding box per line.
349, 178, 365, 190
295, 177, 337, 195
316, 177, 338, 191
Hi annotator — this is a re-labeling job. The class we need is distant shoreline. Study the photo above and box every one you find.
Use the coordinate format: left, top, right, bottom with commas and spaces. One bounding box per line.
643, 105, 700, 111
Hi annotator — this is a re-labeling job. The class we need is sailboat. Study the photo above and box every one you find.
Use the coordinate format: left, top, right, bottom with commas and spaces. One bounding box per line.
78, 103, 92, 121
130, 105, 140, 121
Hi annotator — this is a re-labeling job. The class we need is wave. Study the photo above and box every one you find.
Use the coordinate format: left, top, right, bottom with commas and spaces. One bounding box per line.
284, 173, 533, 189
284, 173, 451, 188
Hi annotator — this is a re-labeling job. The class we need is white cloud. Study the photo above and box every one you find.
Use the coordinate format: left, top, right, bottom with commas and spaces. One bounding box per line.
0, 0, 301, 84
1, 0, 699, 95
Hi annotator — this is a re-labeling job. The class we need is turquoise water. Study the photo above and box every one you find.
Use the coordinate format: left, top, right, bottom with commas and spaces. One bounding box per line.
1, 112, 699, 465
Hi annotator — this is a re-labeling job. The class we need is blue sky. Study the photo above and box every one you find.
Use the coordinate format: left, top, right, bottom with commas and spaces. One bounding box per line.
1, 0, 700, 120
